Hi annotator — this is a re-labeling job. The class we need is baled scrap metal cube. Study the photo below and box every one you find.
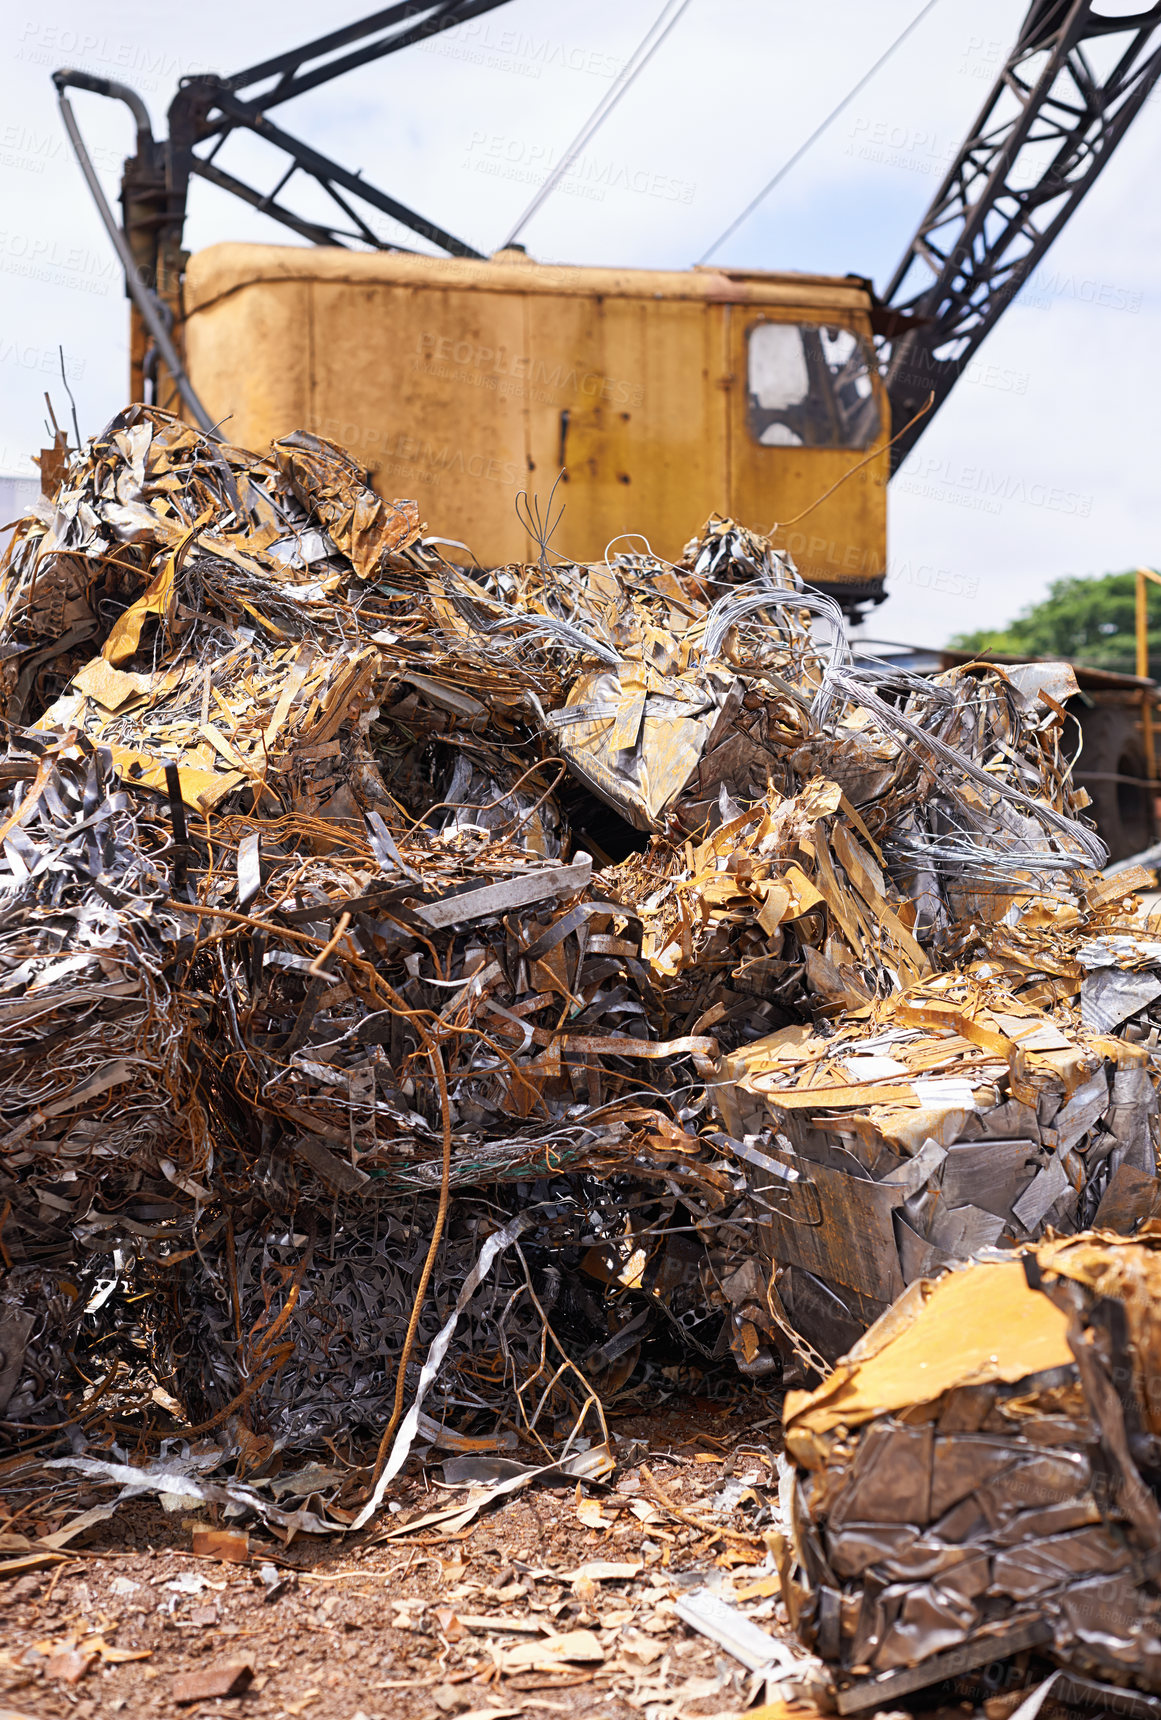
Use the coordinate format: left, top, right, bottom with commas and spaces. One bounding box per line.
710, 962, 1160, 1359
0, 729, 211, 1427
38, 630, 394, 822
690, 657, 1160, 1363
862, 660, 1104, 940
0, 410, 427, 824
615, 775, 929, 1020
137, 1134, 732, 1451
0, 730, 201, 1183
538, 534, 817, 837
1, 409, 314, 722
780, 1235, 1161, 1709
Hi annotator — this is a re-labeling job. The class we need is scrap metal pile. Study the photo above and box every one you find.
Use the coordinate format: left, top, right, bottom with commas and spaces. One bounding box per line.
783, 1236, 1161, 1711
2, 406, 1161, 1549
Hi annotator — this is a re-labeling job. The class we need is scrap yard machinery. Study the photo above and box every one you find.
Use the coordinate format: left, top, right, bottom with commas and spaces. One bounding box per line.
52, 0, 1161, 854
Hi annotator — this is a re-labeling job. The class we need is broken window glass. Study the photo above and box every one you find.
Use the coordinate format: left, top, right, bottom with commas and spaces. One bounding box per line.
746, 322, 882, 450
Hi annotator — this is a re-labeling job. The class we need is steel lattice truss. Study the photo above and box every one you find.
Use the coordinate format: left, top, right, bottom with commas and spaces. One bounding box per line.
879, 0, 1161, 469
148, 1, 515, 268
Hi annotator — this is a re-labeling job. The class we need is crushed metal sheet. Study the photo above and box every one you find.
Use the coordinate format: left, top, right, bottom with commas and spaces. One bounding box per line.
1, 408, 1159, 1606
782, 1234, 1161, 1703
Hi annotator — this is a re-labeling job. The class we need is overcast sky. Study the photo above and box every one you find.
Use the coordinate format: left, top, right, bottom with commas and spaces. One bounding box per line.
2, 0, 1158, 645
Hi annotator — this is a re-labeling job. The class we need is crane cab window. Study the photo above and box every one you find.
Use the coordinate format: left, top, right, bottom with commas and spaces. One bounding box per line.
746, 322, 881, 449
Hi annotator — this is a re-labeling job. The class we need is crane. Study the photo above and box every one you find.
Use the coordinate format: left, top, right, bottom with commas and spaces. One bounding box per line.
880, 1, 1161, 468
54, 0, 1161, 458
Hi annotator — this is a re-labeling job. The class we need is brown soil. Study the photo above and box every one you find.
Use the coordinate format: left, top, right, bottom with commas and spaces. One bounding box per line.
1, 1403, 792, 1720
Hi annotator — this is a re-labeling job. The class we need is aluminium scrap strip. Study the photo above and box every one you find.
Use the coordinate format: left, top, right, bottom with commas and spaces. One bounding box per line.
1, 403, 1160, 1613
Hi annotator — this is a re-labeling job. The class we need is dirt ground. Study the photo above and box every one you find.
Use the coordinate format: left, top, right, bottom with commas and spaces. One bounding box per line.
1, 1402, 797, 1720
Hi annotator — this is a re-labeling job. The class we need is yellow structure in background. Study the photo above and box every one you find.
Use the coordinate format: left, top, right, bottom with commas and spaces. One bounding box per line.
1137, 565, 1161, 788
182, 244, 889, 594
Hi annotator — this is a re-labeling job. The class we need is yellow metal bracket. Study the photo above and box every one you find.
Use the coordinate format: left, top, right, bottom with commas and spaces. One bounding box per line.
1135, 566, 1161, 788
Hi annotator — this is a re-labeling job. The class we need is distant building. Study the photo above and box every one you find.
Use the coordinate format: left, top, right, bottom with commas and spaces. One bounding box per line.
0, 473, 41, 552
849, 636, 945, 674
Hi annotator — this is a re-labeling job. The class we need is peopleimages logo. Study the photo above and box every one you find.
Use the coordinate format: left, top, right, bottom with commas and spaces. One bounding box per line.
956, 32, 1005, 80
0, 122, 122, 180
890, 348, 1030, 400
1018, 264, 1142, 315
846, 115, 957, 177
465, 133, 696, 206
889, 557, 979, 601
13, 21, 211, 90
0, 231, 118, 295
423, 22, 625, 81
412, 333, 645, 409
305, 416, 522, 492
896, 454, 1093, 518
0, 340, 84, 378
762, 531, 980, 606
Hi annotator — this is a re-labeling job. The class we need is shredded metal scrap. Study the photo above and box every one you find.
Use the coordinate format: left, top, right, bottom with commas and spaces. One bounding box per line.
0, 405, 1158, 1578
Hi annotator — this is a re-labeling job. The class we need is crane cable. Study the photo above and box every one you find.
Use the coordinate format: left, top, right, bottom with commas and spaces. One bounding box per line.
501, 0, 695, 248
697, 0, 943, 264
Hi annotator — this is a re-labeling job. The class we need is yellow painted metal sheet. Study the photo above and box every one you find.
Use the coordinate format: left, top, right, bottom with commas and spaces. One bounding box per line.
184, 245, 876, 314
784, 1260, 1074, 1439
523, 292, 729, 566
727, 308, 889, 589
184, 244, 886, 581
307, 278, 530, 557
183, 275, 313, 455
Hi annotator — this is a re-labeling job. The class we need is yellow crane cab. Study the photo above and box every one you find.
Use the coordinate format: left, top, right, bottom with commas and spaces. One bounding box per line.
182, 242, 889, 602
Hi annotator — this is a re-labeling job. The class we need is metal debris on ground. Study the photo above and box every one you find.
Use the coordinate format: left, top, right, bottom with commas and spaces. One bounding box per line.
2, 402, 1161, 1705
782, 1235, 1161, 1709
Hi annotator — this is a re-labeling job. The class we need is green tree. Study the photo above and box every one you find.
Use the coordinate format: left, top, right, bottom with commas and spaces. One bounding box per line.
950, 571, 1161, 678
